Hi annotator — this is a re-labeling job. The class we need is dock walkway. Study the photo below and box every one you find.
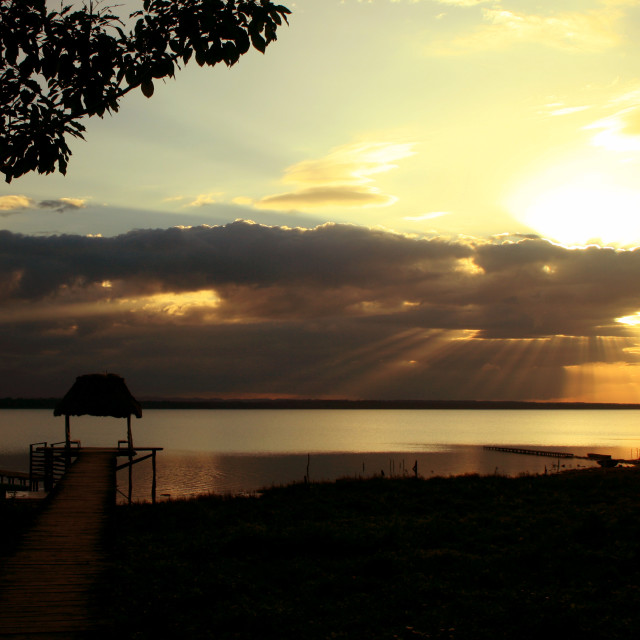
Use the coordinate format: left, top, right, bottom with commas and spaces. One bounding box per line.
0, 449, 116, 639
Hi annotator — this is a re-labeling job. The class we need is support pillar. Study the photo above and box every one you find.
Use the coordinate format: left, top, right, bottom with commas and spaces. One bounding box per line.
65, 416, 71, 469
128, 454, 133, 504
151, 450, 157, 505
127, 414, 133, 504
127, 415, 133, 449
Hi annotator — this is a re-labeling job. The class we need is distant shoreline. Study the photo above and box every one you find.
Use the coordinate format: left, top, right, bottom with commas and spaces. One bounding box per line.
2, 398, 640, 410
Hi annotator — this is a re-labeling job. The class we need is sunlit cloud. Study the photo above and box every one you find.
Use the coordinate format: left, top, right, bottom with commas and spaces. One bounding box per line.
257, 186, 397, 209
4, 220, 640, 339
545, 105, 591, 117
231, 196, 254, 206
434, 0, 492, 5
0, 195, 33, 214
0, 288, 223, 326
601, 0, 640, 7
428, 5, 624, 54
616, 312, 640, 327
129, 290, 222, 320
281, 142, 416, 185
187, 193, 224, 207
586, 107, 640, 152
5, 222, 640, 400
384, 0, 490, 3
249, 142, 416, 211
0, 195, 86, 216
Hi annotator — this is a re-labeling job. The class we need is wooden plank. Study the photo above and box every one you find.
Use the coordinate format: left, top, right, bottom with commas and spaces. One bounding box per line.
0, 450, 116, 639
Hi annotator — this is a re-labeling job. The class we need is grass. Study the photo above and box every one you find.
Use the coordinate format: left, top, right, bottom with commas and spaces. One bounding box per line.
94, 469, 640, 639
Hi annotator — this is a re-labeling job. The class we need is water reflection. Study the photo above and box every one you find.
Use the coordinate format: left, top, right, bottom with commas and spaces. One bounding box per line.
116, 445, 606, 503
2, 409, 638, 502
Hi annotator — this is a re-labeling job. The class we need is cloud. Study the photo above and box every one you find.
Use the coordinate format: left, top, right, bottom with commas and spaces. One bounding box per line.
38, 198, 87, 213
434, 0, 491, 5
0, 195, 34, 215
249, 142, 416, 211
4, 222, 640, 400
586, 106, 640, 152
257, 186, 397, 209
545, 105, 591, 117
0, 222, 468, 304
390, 0, 492, 4
281, 142, 416, 185
0, 195, 86, 216
428, 4, 625, 54
187, 193, 224, 207
2, 221, 640, 339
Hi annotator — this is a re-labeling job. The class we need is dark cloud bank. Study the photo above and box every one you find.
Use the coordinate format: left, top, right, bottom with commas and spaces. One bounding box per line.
2, 221, 640, 400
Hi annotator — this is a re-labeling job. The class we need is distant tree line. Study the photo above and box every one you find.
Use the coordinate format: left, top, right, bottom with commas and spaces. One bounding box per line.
2, 398, 639, 410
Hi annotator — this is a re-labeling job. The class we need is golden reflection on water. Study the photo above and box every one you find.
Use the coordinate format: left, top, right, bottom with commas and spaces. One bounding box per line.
116, 445, 617, 503
2, 409, 640, 503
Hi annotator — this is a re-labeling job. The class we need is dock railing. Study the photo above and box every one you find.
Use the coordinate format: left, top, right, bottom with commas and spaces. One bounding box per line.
26, 442, 162, 502
30, 440, 81, 491
115, 441, 162, 504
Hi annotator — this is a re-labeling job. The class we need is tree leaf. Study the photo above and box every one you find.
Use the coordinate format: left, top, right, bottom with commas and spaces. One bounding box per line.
250, 31, 266, 53
141, 78, 154, 97
20, 90, 35, 106
234, 28, 250, 55
1, 0, 291, 180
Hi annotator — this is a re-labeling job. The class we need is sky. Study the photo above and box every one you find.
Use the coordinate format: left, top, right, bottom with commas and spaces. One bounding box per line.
4, 0, 640, 402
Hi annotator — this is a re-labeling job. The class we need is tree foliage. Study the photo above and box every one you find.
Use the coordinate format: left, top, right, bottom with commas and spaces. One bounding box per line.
0, 0, 290, 183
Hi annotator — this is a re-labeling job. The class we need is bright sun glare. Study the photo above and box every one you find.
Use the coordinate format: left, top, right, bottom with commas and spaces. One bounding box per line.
508, 174, 640, 247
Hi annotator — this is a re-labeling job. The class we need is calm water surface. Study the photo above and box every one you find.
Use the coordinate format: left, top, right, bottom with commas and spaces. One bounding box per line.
2, 409, 639, 500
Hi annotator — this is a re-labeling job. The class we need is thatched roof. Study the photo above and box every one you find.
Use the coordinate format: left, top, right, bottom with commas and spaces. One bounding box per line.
54, 373, 142, 419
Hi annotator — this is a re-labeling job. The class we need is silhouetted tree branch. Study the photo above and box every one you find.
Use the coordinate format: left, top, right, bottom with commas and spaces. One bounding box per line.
0, 0, 290, 183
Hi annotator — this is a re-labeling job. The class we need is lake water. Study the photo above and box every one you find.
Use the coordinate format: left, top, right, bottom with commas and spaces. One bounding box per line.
2, 409, 639, 501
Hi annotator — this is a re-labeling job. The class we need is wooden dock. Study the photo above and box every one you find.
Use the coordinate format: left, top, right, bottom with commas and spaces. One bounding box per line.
0, 471, 32, 492
484, 446, 575, 458
0, 449, 117, 639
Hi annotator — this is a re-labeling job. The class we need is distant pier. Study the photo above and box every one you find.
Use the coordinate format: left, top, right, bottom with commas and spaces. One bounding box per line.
485, 446, 640, 468
484, 446, 575, 458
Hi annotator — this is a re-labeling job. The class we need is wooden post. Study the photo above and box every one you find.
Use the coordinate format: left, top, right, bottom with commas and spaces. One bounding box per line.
127, 415, 133, 449
127, 414, 133, 504
151, 450, 157, 504
65, 416, 71, 469
44, 447, 53, 492
128, 455, 133, 504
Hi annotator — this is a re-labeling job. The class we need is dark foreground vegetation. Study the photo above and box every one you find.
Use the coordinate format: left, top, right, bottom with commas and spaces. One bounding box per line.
92, 469, 640, 639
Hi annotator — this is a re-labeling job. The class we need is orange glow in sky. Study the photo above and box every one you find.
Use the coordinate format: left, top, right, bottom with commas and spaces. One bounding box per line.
3, 0, 640, 401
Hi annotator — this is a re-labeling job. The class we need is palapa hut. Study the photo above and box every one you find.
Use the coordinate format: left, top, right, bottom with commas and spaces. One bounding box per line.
54, 373, 142, 449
